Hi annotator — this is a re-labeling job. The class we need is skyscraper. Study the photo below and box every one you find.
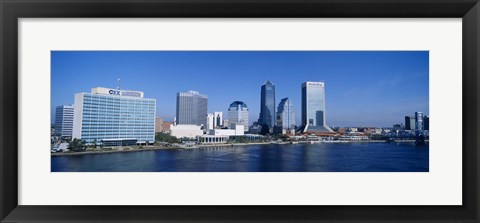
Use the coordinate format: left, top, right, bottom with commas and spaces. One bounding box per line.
206, 113, 214, 130
176, 90, 208, 128
258, 80, 275, 131
300, 81, 333, 132
228, 101, 249, 131
213, 111, 223, 128
54, 105, 74, 138
405, 116, 415, 130
423, 115, 429, 131
72, 87, 156, 145
415, 112, 424, 133
276, 97, 296, 130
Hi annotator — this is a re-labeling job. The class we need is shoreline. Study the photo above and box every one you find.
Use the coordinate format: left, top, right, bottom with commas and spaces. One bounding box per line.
51, 140, 427, 157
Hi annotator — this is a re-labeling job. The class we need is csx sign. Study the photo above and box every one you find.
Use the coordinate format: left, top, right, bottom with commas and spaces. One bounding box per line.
109, 90, 121, 95
108, 89, 142, 97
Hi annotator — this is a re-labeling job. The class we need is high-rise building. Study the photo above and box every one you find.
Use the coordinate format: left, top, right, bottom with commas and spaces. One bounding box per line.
228, 101, 249, 131
415, 112, 424, 133
276, 97, 296, 130
423, 115, 429, 131
54, 105, 74, 138
72, 87, 156, 145
155, 117, 164, 133
404, 116, 416, 130
300, 81, 333, 132
176, 90, 208, 128
258, 80, 275, 130
206, 113, 214, 130
213, 112, 223, 128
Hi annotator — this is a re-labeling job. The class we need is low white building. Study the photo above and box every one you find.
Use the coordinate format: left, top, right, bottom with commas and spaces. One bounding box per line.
209, 124, 244, 136
170, 125, 203, 139
199, 124, 245, 144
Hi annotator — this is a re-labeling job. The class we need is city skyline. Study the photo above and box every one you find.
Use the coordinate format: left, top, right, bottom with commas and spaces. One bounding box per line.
51, 51, 429, 127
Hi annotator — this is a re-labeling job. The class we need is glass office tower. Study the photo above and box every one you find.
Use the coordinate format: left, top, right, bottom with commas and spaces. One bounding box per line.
415, 112, 424, 133
54, 105, 74, 137
176, 90, 208, 128
72, 87, 156, 145
258, 80, 276, 130
300, 81, 333, 132
276, 97, 295, 130
228, 101, 249, 131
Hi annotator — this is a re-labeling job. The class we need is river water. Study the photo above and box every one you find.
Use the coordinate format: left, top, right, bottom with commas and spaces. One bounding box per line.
51, 142, 429, 172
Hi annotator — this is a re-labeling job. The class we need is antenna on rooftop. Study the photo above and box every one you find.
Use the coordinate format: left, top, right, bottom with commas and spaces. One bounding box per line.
117, 78, 121, 90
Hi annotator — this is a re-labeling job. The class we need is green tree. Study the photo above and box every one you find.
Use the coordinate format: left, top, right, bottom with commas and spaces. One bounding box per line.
155, 132, 179, 144
69, 138, 86, 152
260, 124, 270, 135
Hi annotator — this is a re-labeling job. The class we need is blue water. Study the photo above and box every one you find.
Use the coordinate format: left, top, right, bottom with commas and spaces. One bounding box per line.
51, 143, 429, 172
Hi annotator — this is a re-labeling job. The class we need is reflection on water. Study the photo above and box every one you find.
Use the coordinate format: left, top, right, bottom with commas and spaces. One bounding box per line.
51, 143, 429, 172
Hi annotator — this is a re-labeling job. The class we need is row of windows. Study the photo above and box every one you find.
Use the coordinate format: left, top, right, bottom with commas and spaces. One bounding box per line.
81, 130, 153, 133
82, 137, 154, 141
82, 109, 155, 114
82, 109, 154, 112
81, 122, 154, 125
82, 115, 154, 119
83, 107, 155, 113
83, 100, 155, 107
83, 98, 155, 104
81, 133, 154, 136
82, 126, 154, 130
82, 114, 154, 118
82, 103, 155, 107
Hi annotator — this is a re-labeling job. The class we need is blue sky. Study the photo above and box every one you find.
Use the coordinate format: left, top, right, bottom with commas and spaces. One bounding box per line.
51, 51, 429, 127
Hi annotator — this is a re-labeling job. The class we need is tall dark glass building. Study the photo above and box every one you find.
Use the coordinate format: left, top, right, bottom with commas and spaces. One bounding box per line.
299, 81, 333, 133
258, 80, 276, 130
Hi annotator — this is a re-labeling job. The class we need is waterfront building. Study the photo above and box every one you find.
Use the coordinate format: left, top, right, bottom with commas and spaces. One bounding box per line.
415, 112, 424, 133
228, 101, 249, 131
155, 117, 164, 133
405, 116, 416, 130
54, 105, 74, 138
276, 97, 296, 130
162, 121, 173, 133
170, 124, 203, 139
423, 115, 429, 131
206, 113, 214, 130
392, 124, 404, 131
176, 90, 208, 128
199, 123, 245, 144
198, 135, 229, 144
209, 124, 245, 136
248, 124, 262, 134
258, 80, 276, 131
213, 112, 223, 128
299, 81, 333, 133
72, 87, 156, 145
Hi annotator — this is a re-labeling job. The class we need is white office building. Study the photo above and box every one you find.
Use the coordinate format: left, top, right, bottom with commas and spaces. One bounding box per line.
54, 105, 74, 137
72, 87, 156, 145
206, 113, 215, 130
170, 124, 204, 139
176, 90, 208, 128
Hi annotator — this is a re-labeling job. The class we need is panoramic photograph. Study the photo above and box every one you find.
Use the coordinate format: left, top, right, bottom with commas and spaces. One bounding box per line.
50, 51, 429, 172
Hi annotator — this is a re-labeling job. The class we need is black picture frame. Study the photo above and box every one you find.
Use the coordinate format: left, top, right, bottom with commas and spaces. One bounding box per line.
1, 0, 479, 222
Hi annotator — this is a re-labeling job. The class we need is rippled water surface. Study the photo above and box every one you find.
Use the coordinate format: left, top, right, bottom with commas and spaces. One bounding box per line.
51, 143, 429, 172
